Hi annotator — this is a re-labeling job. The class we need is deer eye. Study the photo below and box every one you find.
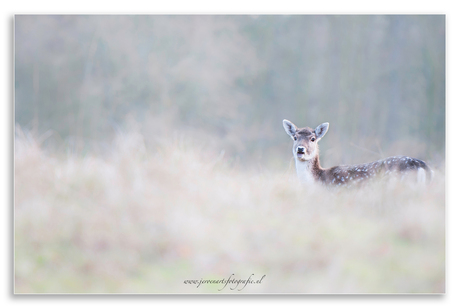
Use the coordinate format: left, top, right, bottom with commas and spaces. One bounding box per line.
293, 136, 297, 141
311, 137, 316, 142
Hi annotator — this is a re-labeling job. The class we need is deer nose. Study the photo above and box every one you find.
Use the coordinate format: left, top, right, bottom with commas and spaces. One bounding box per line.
297, 146, 306, 154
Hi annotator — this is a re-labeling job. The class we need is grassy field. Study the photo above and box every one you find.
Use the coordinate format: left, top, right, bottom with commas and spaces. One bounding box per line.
14, 131, 445, 293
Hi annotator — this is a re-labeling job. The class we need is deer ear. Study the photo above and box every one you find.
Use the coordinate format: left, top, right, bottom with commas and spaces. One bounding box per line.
315, 122, 329, 140
283, 119, 297, 139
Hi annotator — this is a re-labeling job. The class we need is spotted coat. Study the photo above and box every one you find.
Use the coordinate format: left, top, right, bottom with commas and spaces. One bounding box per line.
283, 119, 433, 187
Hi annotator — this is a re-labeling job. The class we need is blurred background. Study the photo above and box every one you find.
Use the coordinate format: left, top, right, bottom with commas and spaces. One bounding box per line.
15, 15, 445, 169
14, 15, 445, 293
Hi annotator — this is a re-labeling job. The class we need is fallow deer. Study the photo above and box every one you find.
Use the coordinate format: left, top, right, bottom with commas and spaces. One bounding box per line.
283, 119, 433, 187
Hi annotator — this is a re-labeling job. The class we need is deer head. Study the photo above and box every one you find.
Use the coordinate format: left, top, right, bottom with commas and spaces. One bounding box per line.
283, 119, 329, 162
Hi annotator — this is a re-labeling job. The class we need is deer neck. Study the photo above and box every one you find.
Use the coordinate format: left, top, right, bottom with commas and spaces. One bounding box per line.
295, 155, 322, 184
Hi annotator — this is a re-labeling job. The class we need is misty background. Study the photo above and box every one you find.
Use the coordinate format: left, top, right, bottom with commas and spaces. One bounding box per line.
15, 15, 445, 169
14, 15, 446, 293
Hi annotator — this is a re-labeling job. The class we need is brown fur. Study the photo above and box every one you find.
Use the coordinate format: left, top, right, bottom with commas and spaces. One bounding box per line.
283, 120, 433, 187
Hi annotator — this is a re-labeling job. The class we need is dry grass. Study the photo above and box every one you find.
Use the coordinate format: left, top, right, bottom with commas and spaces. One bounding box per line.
14, 131, 445, 293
